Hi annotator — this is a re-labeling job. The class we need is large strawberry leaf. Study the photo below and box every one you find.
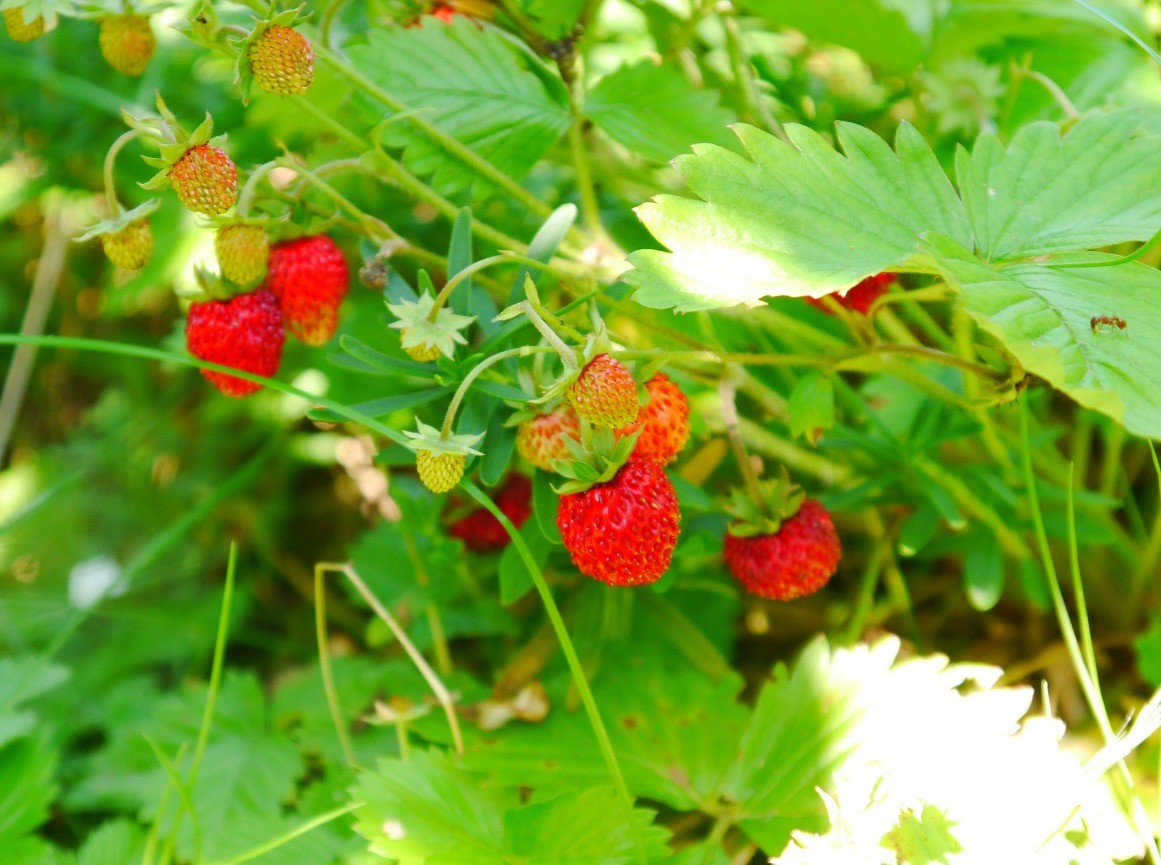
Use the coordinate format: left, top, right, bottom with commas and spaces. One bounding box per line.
958, 110, 1161, 261
924, 236, 1161, 440
347, 18, 571, 197
625, 113, 1161, 438
625, 121, 971, 312
352, 750, 671, 864
587, 61, 736, 163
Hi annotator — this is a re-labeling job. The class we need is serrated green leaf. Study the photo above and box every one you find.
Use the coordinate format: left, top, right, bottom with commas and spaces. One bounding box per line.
76, 820, 145, 865
788, 372, 835, 445
924, 235, 1161, 439
625, 122, 970, 311
348, 20, 570, 197
353, 751, 669, 864
957, 110, 1161, 261
0, 733, 56, 846
587, 61, 735, 163
881, 803, 964, 863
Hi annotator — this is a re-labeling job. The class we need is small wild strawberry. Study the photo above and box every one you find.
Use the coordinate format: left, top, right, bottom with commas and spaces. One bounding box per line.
417, 451, 465, 494
566, 353, 639, 429
557, 459, 681, 586
267, 235, 349, 346
404, 421, 483, 495
724, 498, 841, 601
516, 406, 580, 472
102, 219, 153, 270
3, 6, 44, 40
215, 223, 269, 286
185, 289, 285, 398
248, 24, 314, 95
449, 474, 532, 551
806, 273, 893, 316
616, 373, 689, 466
168, 144, 238, 216
99, 13, 155, 76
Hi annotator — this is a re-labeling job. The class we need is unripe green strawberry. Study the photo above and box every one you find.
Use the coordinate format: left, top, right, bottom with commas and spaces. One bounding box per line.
249, 24, 314, 95
404, 343, 443, 362
557, 459, 681, 586
215, 223, 269, 286
417, 451, 465, 494
4, 6, 44, 40
102, 219, 152, 270
724, 498, 841, 601
99, 13, 155, 76
566, 353, 639, 429
615, 373, 689, 466
516, 406, 580, 471
168, 144, 238, 216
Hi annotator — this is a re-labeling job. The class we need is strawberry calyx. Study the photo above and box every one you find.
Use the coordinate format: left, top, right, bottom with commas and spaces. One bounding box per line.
135, 97, 231, 197
725, 468, 807, 538
387, 292, 475, 362
402, 419, 484, 461
1, 0, 73, 37
551, 426, 640, 495
75, 198, 160, 244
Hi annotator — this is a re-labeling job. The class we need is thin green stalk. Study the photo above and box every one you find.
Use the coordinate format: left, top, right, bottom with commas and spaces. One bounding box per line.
520, 301, 581, 370
342, 564, 465, 755
719, 373, 768, 513
278, 156, 397, 243
315, 563, 357, 768
144, 737, 203, 861
102, 129, 141, 215
1021, 404, 1161, 865
1071, 0, 1161, 67
0, 335, 409, 445
720, 4, 791, 145
843, 544, 887, 645
429, 253, 511, 317
1098, 422, 1125, 498
315, 43, 555, 221
400, 533, 454, 677
440, 346, 555, 438
189, 544, 238, 792
1066, 472, 1100, 692
462, 481, 639, 834
140, 744, 185, 865
210, 803, 361, 865
236, 160, 278, 218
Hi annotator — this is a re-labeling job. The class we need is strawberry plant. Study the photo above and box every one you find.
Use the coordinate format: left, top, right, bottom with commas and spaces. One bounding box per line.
4, 1, 1161, 863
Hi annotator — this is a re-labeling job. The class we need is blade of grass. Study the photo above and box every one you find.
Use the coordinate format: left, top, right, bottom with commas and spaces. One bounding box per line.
143, 736, 202, 861
314, 563, 357, 769
209, 802, 361, 865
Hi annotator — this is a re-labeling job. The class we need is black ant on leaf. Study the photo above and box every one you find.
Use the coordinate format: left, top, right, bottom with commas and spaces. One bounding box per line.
1090, 315, 1127, 333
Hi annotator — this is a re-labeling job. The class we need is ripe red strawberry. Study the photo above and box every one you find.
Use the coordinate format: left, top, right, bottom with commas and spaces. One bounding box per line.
99, 14, 155, 76
102, 219, 152, 270
249, 24, 314, 95
3, 7, 44, 41
724, 499, 840, 600
566, 354, 639, 429
616, 373, 689, 466
516, 406, 580, 471
267, 235, 349, 346
806, 273, 893, 316
215, 223, 269, 286
185, 289, 285, 397
557, 460, 680, 586
449, 474, 532, 551
432, 4, 456, 21
168, 144, 238, 216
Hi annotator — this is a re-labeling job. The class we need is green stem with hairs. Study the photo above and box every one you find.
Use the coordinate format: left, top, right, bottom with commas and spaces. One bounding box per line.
440, 346, 555, 438
236, 160, 278, 218
103, 129, 142, 215
210, 803, 361, 865
462, 480, 643, 863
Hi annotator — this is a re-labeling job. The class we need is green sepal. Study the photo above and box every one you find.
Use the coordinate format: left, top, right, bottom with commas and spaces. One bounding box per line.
0, 0, 76, 32
136, 106, 223, 192
402, 419, 484, 457
549, 426, 641, 494
75, 198, 160, 242
725, 468, 807, 538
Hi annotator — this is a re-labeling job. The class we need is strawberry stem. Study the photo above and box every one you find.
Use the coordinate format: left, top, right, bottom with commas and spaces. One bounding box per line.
102, 128, 142, 216
521, 301, 581, 371
440, 345, 557, 439
720, 372, 770, 518
235, 159, 277, 218
275, 155, 400, 244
